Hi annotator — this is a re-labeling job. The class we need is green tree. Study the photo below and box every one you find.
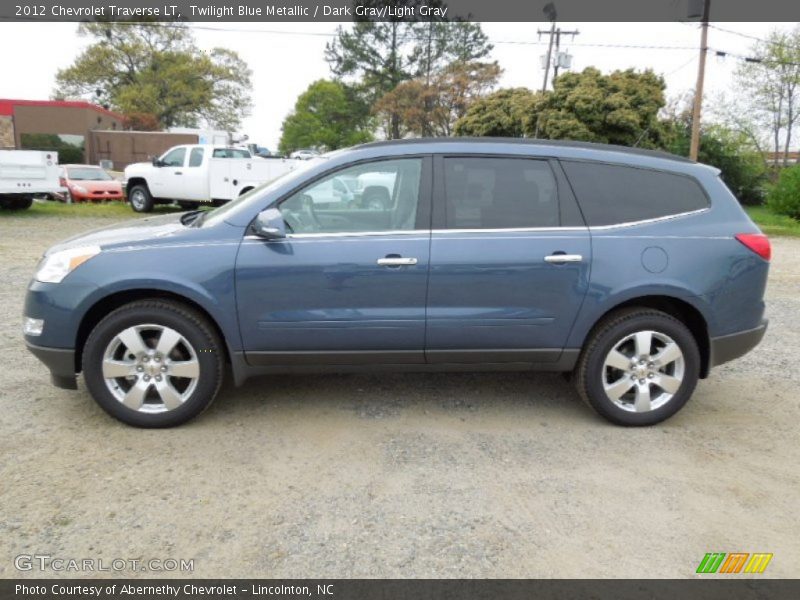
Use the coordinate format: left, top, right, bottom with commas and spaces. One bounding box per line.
733, 26, 800, 169
325, 11, 419, 139
279, 80, 374, 154
454, 88, 538, 137
766, 164, 800, 218
527, 67, 667, 147
54, 21, 252, 131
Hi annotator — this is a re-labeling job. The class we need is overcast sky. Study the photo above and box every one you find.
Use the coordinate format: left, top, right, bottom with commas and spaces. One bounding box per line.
0, 21, 791, 150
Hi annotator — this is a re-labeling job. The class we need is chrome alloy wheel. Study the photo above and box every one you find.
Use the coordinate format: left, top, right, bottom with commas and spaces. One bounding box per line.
602, 330, 685, 413
102, 324, 200, 413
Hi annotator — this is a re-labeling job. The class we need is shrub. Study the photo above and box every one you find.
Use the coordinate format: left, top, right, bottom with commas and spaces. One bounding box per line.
766, 165, 800, 219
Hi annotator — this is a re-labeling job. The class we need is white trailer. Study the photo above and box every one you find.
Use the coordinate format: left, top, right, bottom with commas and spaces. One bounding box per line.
0, 150, 65, 210
124, 144, 301, 212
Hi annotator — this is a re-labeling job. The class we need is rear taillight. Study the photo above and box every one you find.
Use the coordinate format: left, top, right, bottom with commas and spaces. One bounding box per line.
735, 233, 771, 261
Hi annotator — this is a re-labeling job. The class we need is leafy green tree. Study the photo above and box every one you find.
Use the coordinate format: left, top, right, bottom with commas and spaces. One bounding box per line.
527, 67, 667, 147
279, 80, 374, 154
733, 26, 800, 169
454, 88, 538, 137
325, 9, 419, 139
766, 164, 800, 218
54, 21, 252, 131
414, 19, 493, 84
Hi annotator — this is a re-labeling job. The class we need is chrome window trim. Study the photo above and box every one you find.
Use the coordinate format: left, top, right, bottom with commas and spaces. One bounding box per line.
432, 226, 588, 234
243, 230, 428, 241
241, 207, 709, 241
587, 208, 710, 231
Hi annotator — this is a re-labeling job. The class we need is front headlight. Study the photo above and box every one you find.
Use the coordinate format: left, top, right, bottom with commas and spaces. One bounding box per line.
70, 184, 88, 194
35, 245, 101, 283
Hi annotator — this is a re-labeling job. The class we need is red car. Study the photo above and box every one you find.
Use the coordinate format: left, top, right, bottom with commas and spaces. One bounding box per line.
58, 165, 124, 203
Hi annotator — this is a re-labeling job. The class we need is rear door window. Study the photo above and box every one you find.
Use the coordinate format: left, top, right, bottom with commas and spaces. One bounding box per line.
561, 161, 709, 227
443, 157, 559, 229
188, 147, 204, 167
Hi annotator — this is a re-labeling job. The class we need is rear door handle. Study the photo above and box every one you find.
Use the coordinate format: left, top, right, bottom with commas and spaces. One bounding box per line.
377, 257, 418, 266
544, 254, 583, 263
174, 171, 183, 175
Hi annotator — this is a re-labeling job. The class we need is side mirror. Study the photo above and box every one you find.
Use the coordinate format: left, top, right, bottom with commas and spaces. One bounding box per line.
151, 156, 163, 167
253, 208, 286, 240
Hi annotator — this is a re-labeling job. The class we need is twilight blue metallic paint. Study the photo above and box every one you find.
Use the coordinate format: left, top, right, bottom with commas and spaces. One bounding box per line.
23, 139, 769, 390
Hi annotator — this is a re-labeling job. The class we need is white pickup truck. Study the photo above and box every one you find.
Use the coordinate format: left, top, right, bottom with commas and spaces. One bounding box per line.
124, 144, 300, 212
0, 150, 65, 210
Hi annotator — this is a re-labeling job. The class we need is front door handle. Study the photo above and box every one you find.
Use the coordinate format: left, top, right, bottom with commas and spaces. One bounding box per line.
377, 257, 418, 267
544, 254, 583, 264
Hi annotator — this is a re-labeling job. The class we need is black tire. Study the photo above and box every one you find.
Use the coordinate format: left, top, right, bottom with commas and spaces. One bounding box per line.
82, 300, 224, 428
0, 196, 33, 210
177, 201, 200, 210
575, 308, 700, 426
129, 184, 154, 213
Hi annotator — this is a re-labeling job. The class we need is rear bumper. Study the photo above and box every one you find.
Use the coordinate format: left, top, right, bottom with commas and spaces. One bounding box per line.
25, 342, 77, 390
709, 320, 768, 368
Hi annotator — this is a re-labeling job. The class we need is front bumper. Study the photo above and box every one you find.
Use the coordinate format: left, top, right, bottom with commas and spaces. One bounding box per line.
709, 319, 768, 368
25, 342, 77, 390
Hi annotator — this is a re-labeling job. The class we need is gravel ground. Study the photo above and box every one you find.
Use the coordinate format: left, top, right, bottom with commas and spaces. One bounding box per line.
0, 211, 798, 579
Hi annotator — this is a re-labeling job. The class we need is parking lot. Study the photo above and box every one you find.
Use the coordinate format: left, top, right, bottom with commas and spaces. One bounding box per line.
0, 207, 798, 578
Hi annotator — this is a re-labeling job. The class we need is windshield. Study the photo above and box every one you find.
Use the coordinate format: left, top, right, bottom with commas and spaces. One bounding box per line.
201, 158, 325, 227
67, 167, 113, 181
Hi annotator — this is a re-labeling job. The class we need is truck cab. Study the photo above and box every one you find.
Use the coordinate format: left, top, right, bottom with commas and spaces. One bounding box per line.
124, 144, 299, 212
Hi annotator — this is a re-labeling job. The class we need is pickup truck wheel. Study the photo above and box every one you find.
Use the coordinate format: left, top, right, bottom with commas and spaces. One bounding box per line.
82, 300, 224, 428
0, 196, 33, 210
129, 185, 154, 213
575, 308, 700, 426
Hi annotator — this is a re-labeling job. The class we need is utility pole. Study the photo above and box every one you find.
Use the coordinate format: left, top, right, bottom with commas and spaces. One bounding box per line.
538, 26, 580, 92
689, 0, 711, 161
541, 20, 556, 94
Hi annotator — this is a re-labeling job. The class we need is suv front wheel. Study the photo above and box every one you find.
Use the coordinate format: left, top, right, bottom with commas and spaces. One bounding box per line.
82, 300, 224, 427
576, 308, 700, 426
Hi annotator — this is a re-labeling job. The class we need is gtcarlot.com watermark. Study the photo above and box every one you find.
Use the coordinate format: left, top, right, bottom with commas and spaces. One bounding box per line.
15, 554, 194, 573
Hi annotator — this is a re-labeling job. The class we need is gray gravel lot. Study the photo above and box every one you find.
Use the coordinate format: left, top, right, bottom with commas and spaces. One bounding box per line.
0, 212, 798, 579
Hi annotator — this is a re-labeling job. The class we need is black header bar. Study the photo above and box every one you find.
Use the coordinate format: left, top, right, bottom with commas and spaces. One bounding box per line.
3, 0, 800, 22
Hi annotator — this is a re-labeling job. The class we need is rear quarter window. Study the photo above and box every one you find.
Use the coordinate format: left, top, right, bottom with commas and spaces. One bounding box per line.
561, 161, 709, 227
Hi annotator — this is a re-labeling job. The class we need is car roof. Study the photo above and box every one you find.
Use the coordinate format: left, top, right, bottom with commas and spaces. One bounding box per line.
358, 137, 694, 164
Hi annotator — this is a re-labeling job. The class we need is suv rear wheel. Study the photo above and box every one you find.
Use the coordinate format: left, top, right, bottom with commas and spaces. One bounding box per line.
575, 308, 700, 426
82, 300, 224, 427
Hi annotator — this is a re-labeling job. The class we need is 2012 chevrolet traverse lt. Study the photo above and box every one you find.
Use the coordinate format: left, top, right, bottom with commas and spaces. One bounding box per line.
23, 139, 770, 427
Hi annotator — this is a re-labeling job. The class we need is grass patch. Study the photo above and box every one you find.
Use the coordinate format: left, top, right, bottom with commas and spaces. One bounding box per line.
745, 206, 800, 238
0, 200, 183, 219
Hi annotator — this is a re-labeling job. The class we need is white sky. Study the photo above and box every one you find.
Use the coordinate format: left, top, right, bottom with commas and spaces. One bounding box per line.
0, 21, 791, 150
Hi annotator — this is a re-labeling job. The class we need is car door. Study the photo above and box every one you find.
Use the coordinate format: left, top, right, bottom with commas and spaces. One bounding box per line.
235, 156, 432, 366
155, 146, 188, 199
426, 155, 591, 364
179, 146, 209, 201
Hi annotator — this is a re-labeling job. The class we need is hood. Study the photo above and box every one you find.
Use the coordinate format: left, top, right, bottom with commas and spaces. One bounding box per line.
69, 180, 122, 192
46, 212, 189, 255
124, 161, 150, 174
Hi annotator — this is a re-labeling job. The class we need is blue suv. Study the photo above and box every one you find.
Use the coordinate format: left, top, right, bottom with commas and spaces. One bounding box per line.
23, 139, 770, 427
